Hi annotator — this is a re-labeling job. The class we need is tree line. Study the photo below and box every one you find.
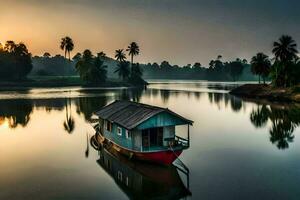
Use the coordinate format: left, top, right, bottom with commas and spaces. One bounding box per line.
0, 41, 33, 80
142, 57, 249, 81
1, 34, 299, 87
250, 35, 299, 87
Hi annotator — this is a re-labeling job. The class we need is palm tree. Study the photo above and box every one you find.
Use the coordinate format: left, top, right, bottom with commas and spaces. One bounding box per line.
114, 61, 130, 81
251, 53, 271, 84
115, 49, 126, 62
272, 35, 298, 62
126, 42, 140, 69
97, 51, 106, 58
75, 49, 93, 81
60, 36, 74, 60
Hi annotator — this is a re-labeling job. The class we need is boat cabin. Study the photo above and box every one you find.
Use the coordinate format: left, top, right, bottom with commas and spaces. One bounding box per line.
94, 100, 193, 152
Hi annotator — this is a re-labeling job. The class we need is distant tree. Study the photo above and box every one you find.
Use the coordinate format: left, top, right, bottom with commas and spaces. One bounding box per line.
0, 41, 33, 80
217, 55, 222, 60
43, 52, 51, 58
72, 52, 82, 62
75, 49, 107, 84
251, 53, 271, 84
228, 61, 244, 81
126, 42, 140, 69
242, 59, 248, 64
97, 51, 106, 59
0, 42, 3, 51
115, 49, 126, 62
209, 60, 215, 69
4, 41, 17, 53
60, 36, 74, 60
192, 62, 202, 69
114, 61, 130, 81
91, 56, 107, 83
129, 63, 145, 84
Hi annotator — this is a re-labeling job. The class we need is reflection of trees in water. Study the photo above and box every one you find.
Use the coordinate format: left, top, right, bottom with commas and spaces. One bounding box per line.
250, 105, 300, 150
116, 88, 144, 102
230, 96, 242, 112
0, 99, 33, 128
75, 96, 108, 121
161, 90, 170, 103
63, 98, 75, 134
208, 93, 244, 112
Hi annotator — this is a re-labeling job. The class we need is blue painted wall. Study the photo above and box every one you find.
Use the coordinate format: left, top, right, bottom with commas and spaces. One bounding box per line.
103, 123, 133, 150
136, 111, 188, 130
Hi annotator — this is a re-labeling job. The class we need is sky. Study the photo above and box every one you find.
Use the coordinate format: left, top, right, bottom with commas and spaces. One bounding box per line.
0, 0, 299, 66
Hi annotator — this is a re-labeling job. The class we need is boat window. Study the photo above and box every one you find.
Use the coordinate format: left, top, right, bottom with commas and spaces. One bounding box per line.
126, 130, 131, 139
126, 177, 129, 186
105, 120, 112, 132
117, 127, 122, 136
117, 171, 123, 181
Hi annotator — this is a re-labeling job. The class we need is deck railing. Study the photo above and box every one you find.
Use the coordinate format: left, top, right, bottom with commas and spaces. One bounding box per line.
175, 135, 189, 149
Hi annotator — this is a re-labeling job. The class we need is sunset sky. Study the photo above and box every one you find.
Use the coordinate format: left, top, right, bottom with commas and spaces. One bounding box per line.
1, 0, 299, 65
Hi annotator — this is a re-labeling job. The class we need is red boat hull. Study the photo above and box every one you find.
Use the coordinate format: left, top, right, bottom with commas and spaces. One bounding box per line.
134, 150, 182, 165
96, 134, 182, 165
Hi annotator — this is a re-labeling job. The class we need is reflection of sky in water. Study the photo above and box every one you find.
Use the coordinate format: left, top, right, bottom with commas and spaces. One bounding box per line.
0, 82, 300, 199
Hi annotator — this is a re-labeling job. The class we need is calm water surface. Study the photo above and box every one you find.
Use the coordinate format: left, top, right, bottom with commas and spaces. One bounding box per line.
1, 81, 300, 200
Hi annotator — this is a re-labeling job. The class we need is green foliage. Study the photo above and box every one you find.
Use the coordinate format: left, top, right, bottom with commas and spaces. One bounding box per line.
250, 53, 271, 84
31, 54, 76, 76
114, 61, 130, 81
270, 35, 299, 87
129, 63, 146, 85
0, 41, 33, 80
75, 49, 107, 85
228, 61, 244, 81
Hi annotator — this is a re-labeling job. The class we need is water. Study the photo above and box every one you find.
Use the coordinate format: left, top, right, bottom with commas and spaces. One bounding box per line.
0, 81, 300, 200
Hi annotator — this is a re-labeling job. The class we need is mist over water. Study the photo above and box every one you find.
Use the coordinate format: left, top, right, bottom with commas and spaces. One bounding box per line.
1, 81, 300, 200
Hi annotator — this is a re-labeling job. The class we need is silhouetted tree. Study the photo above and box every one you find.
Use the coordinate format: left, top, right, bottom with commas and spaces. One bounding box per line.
271, 35, 299, 87
75, 49, 107, 85
60, 36, 74, 60
115, 49, 126, 62
273, 35, 298, 62
0, 41, 33, 80
43, 52, 51, 58
228, 61, 244, 81
251, 53, 271, 84
115, 61, 130, 81
97, 51, 106, 59
72, 52, 82, 62
126, 42, 140, 69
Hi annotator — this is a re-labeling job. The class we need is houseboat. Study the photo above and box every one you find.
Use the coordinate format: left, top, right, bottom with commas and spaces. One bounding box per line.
93, 100, 193, 165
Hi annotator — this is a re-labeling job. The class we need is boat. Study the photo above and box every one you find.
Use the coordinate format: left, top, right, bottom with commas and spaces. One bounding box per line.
93, 100, 193, 165
91, 135, 192, 199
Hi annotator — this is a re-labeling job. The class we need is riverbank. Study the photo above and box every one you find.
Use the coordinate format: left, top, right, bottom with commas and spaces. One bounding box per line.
229, 84, 300, 102
0, 76, 148, 90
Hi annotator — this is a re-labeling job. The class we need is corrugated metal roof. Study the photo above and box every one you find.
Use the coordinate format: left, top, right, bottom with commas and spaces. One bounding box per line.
94, 100, 192, 130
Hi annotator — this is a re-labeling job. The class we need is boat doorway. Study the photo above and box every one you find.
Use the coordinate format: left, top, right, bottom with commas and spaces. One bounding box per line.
142, 127, 163, 149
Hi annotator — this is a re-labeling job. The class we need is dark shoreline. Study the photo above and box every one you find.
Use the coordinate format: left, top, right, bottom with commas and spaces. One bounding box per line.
229, 84, 300, 103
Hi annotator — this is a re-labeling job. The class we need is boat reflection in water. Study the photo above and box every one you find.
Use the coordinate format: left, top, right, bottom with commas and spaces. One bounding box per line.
91, 134, 192, 199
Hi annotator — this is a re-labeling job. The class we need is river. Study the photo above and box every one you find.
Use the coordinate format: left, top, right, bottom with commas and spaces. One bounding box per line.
0, 81, 300, 200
